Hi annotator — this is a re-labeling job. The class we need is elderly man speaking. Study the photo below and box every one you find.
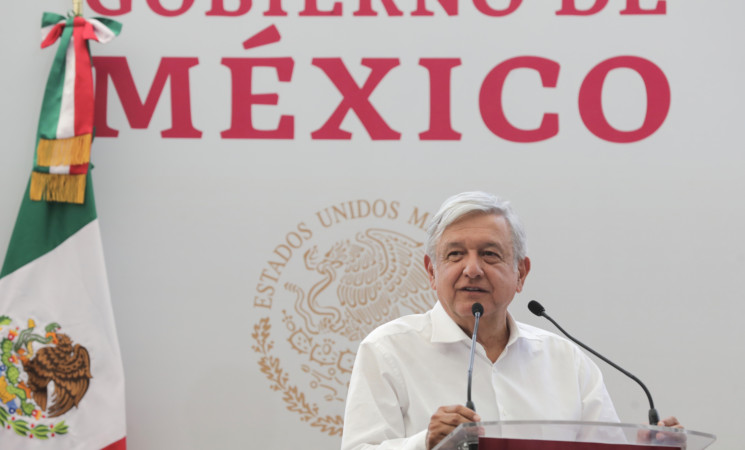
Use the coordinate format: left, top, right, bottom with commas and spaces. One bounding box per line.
340, 191, 679, 450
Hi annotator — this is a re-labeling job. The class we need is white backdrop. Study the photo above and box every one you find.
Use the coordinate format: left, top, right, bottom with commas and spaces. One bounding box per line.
1, 1, 744, 448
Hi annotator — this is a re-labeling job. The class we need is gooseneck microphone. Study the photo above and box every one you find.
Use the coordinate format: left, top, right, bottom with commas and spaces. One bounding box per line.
466, 302, 483, 412
527, 300, 660, 425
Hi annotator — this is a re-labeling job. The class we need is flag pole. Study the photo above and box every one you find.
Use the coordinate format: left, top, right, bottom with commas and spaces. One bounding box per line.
73, 0, 83, 16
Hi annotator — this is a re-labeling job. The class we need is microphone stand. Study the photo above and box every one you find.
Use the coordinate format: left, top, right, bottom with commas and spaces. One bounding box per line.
465, 303, 483, 450
528, 300, 660, 425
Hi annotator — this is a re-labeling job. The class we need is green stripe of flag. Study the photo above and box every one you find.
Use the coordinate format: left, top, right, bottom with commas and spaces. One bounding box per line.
0, 172, 97, 278
38, 16, 74, 140
41, 11, 65, 28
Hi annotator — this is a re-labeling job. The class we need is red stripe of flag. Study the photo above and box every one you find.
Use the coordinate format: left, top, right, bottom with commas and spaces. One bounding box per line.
41, 22, 66, 49
73, 17, 95, 136
69, 163, 89, 175
101, 436, 127, 450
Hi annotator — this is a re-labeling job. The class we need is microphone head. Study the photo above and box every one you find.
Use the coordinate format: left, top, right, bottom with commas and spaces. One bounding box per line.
527, 300, 545, 316
471, 302, 484, 316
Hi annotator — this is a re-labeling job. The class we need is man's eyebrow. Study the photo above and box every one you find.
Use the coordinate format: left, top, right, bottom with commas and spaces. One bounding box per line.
440, 241, 505, 251
440, 241, 466, 251
441, 241, 462, 249
482, 242, 506, 251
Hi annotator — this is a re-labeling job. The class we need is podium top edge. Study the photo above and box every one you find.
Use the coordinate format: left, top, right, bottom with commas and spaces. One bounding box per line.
459, 420, 716, 439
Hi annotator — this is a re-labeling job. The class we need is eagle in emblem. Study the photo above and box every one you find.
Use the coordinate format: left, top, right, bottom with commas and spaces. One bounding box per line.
16, 330, 92, 418
289, 228, 437, 341
265, 228, 438, 405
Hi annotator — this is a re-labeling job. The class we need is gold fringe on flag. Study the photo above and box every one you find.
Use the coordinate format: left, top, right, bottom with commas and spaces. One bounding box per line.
30, 173, 87, 204
36, 133, 92, 166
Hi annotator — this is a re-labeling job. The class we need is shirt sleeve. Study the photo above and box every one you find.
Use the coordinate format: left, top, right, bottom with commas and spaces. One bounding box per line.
575, 346, 620, 423
341, 338, 428, 450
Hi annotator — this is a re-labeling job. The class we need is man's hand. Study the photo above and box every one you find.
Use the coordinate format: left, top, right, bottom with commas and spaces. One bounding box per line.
637, 416, 684, 445
426, 405, 481, 450
657, 416, 682, 429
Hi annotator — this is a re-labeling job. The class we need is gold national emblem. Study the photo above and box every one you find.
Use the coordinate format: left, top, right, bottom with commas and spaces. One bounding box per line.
252, 199, 437, 436
0, 317, 91, 440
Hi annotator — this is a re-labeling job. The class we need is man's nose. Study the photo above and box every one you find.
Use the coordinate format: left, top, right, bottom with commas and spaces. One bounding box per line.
462, 253, 484, 278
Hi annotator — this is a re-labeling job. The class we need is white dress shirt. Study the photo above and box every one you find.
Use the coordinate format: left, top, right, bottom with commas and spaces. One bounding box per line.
341, 301, 619, 450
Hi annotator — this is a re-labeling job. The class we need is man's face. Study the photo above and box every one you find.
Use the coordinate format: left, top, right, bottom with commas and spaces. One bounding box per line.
424, 213, 530, 332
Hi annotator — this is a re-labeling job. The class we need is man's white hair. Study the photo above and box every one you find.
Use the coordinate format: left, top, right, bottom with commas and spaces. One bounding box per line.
425, 191, 527, 268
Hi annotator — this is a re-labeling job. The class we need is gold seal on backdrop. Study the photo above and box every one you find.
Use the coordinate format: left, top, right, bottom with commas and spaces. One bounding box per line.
251, 199, 437, 436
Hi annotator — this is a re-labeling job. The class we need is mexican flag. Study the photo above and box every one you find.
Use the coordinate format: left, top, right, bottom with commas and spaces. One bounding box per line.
0, 12, 126, 450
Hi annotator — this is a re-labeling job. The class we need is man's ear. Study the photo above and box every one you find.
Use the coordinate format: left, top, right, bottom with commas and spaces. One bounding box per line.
424, 254, 436, 290
516, 256, 531, 293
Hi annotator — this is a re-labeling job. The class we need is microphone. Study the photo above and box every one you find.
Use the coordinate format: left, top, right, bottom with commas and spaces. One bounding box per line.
466, 302, 483, 412
527, 300, 660, 425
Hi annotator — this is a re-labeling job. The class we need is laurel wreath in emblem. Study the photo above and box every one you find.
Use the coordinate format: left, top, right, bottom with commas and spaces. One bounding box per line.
252, 228, 438, 437
0, 316, 91, 440
252, 317, 344, 436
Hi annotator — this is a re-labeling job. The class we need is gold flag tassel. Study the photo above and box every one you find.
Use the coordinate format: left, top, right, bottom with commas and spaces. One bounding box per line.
36, 134, 92, 167
30, 173, 87, 204
30, 133, 92, 204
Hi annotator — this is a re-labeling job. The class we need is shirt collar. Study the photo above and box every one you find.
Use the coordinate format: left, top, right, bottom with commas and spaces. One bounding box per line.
431, 301, 469, 343
431, 301, 538, 348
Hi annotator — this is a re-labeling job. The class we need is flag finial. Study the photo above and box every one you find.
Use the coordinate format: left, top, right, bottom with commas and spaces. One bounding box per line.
73, 0, 83, 16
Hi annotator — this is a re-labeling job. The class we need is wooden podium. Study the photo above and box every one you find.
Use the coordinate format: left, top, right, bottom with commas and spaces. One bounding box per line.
432, 421, 716, 450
